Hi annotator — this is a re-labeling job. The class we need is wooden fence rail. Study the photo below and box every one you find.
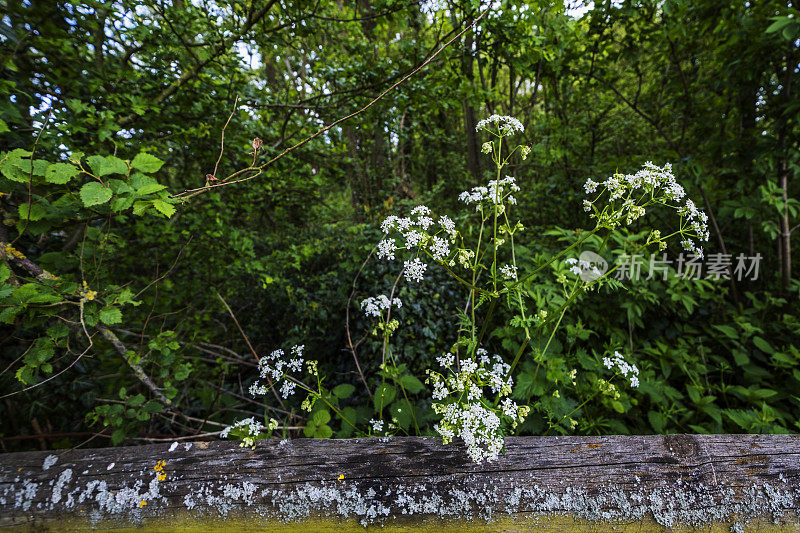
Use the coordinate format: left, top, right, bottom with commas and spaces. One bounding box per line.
1, 435, 799, 531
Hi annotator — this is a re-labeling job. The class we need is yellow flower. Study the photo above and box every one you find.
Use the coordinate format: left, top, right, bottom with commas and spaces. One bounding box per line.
337, 474, 344, 482
139, 500, 147, 508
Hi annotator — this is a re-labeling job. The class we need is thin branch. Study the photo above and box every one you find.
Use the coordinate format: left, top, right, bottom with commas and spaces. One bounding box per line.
171, 5, 491, 199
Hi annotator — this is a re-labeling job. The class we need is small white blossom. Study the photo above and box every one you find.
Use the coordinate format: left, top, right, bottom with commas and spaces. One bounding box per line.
603, 351, 640, 388
361, 295, 402, 318
430, 236, 451, 261
376, 238, 397, 260
438, 215, 456, 236
403, 257, 427, 283
500, 264, 517, 280
475, 114, 524, 135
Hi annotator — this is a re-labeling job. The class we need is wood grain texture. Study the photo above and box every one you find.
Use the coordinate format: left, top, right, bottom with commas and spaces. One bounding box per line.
1, 435, 799, 531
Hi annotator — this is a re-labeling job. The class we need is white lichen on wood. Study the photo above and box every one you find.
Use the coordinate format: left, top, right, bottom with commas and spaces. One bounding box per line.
1, 435, 798, 531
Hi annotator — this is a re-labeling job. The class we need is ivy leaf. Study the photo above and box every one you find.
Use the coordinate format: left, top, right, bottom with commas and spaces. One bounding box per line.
45, 162, 79, 184
87, 155, 128, 177
131, 153, 164, 173
80, 182, 113, 207
152, 199, 176, 218
99, 306, 122, 325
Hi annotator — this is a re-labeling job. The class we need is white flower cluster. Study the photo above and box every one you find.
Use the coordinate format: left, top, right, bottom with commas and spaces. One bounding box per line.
565, 257, 601, 278
458, 175, 520, 207
220, 417, 264, 439
370, 418, 384, 432
377, 207, 458, 277
361, 294, 402, 318
403, 257, 427, 283
249, 345, 304, 399
427, 348, 530, 463
500, 264, 517, 280
220, 417, 279, 447
603, 350, 640, 388
475, 114, 524, 136
582, 163, 709, 257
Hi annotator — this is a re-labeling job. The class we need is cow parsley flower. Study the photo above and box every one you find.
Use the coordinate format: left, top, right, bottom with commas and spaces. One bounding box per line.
361, 294, 402, 318
403, 257, 427, 283
427, 350, 527, 463
376, 238, 396, 260
602, 350, 640, 388
500, 264, 517, 280
438, 215, 456, 236
220, 417, 264, 439
475, 114, 524, 136
430, 236, 451, 261
585, 163, 709, 256
249, 344, 307, 399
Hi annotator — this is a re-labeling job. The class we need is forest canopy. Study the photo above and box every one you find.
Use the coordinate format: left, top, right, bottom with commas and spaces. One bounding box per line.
0, 0, 798, 452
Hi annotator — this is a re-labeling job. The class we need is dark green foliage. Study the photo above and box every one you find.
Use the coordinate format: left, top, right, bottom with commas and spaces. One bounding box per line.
0, 0, 797, 450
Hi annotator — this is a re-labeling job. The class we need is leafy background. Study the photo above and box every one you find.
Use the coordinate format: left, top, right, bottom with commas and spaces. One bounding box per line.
0, 0, 798, 450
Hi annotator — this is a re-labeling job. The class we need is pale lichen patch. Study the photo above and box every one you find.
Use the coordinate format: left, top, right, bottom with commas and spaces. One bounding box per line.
42, 454, 58, 471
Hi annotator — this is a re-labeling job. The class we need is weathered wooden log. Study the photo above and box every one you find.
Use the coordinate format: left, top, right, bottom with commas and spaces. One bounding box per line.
1, 435, 798, 531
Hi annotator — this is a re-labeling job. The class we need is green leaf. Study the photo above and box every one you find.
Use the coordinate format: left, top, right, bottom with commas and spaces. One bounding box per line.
766, 16, 794, 33
45, 163, 79, 184
18, 203, 47, 221
648, 411, 665, 434
389, 401, 412, 430
753, 336, 774, 354
0, 306, 21, 324
373, 384, 396, 411
142, 400, 163, 414
0, 118, 8, 134
399, 374, 425, 394
313, 424, 333, 438
136, 183, 167, 195
712, 324, 738, 340
80, 182, 113, 207
87, 155, 128, 177
152, 199, 176, 218
99, 306, 122, 325
128, 394, 146, 407
332, 383, 355, 399
0, 264, 10, 283
132, 201, 150, 216
111, 428, 126, 445
312, 409, 331, 425
131, 153, 164, 173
